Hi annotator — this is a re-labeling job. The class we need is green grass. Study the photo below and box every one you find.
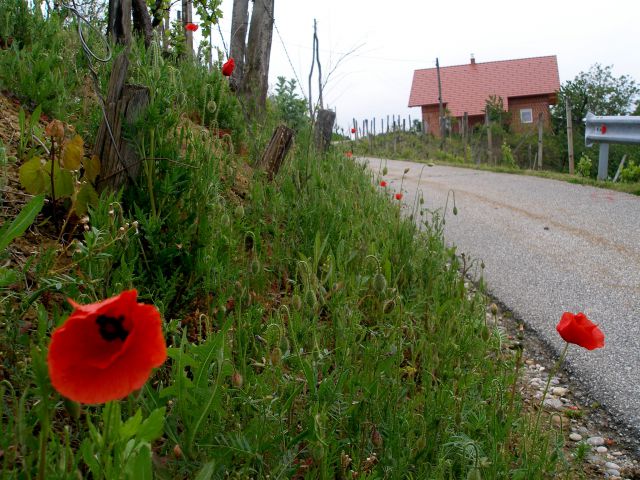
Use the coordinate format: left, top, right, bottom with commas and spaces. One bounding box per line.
351, 131, 640, 196
0, 5, 573, 479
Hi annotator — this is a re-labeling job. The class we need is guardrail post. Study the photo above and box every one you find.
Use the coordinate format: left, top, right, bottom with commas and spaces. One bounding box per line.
597, 143, 609, 181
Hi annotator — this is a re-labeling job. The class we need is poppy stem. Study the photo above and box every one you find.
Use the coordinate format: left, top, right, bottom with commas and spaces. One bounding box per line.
533, 341, 569, 437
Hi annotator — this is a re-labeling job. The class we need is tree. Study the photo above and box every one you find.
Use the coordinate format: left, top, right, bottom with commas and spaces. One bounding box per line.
229, 0, 249, 89
238, 0, 274, 118
273, 77, 308, 132
552, 64, 639, 131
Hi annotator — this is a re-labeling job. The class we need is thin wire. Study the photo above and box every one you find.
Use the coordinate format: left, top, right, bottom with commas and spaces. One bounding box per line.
259, 0, 306, 99
60, 0, 133, 181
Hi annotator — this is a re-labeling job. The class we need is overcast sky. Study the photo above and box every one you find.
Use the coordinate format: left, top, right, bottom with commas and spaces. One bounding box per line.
204, 0, 640, 131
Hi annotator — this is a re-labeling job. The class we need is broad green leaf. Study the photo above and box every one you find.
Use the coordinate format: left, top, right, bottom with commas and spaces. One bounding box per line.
194, 461, 216, 480
0, 267, 19, 287
83, 154, 101, 182
18, 157, 48, 194
120, 409, 143, 441
0, 193, 44, 251
74, 182, 99, 216
60, 135, 84, 170
46, 160, 74, 198
125, 444, 152, 480
136, 407, 166, 442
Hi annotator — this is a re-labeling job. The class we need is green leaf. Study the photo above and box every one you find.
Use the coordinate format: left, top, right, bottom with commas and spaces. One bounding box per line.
120, 409, 143, 441
0, 267, 19, 287
194, 461, 216, 480
47, 160, 74, 198
18, 157, 48, 194
0, 193, 45, 251
125, 444, 152, 480
83, 154, 101, 182
74, 182, 99, 216
61, 135, 84, 170
136, 407, 166, 442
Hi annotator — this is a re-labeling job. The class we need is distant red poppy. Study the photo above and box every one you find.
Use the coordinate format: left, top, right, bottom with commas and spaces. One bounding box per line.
395, 193, 403, 200
47, 290, 167, 404
556, 312, 604, 350
346, 151, 353, 158
351, 128, 356, 134
222, 57, 235, 76
185, 22, 198, 32
380, 180, 387, 187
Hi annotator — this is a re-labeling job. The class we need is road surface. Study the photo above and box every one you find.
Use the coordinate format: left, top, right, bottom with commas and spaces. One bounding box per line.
362, 157, 640, 442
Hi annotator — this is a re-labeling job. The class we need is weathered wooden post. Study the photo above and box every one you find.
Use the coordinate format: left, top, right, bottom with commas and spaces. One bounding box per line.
313, 109, 336, 153
537, 112, 544, 169
94, 50, 150, 192
463, 112, 469, 162
566, 98, 574, 175
485, 108, 493, 164
258, 125, 295, 180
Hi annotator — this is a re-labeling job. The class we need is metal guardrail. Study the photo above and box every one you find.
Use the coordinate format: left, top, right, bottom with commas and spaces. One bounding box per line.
584, 112, 640, 180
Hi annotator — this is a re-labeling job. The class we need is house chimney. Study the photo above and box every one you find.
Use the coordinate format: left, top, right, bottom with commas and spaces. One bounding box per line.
470, 54, 476, 66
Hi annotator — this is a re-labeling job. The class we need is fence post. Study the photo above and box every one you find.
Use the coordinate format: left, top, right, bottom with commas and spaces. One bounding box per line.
537, 112, 544, 169
566, 98, 574, 175
485, 108, 493, 164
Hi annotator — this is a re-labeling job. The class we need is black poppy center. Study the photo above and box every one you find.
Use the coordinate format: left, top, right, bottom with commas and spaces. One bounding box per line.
96, 315, 129, 342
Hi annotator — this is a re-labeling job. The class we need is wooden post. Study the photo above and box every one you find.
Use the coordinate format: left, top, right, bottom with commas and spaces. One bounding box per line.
258, 125, 294, 180
537, 112, 544, 169
485, 108, 493, 164
94, 50, 150, 192
463, 112, 468, 162
566, 98, 575, 175
436, 57, 444, 140
313, 109, 336, 153
386, 115, 389, 133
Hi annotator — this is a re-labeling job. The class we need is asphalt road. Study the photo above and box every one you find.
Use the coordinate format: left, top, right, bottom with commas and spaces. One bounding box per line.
361, 157, 640, 441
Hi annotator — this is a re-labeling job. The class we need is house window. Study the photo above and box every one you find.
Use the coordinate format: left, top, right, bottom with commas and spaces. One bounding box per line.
520, 108, 533, 124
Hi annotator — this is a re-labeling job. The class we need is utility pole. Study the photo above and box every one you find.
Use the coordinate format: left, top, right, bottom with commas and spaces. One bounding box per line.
436, 57, 444, 148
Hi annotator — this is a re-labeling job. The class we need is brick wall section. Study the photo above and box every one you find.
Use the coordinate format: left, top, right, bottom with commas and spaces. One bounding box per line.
508, 95, 553, 133
422, 96, 554, 137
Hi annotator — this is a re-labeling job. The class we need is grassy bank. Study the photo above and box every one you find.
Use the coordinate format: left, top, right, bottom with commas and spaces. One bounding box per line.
0, 5, 568, 479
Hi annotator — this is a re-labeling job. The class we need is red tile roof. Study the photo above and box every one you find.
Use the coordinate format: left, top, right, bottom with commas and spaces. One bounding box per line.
408, 55, 560, 117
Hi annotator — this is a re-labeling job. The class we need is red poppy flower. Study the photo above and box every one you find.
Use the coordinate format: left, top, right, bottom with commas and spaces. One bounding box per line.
380, 180, 387, 187
395, 193, 403, 200
47, 290, 167, 404
351, 128, 356, 134
222, 57, 235, 76
185, 22, 198, 32
556, 312, 604, 350
346, 151, 353, 158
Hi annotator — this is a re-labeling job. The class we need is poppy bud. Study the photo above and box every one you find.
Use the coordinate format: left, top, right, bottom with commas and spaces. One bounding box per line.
373, 273, 387, 294
371, 428, 383, 447
305, 289, 317, 309
45, 119, 65, 140
382, 167, 388, 175
173, 444, 183, 458
270, 347, 282, 365
234, 205, 244, 218
419, 197, 424, 205
292, 294, 302, 310
221, 213, 231, 226
231, 371, 243, 388
250, 258, 261, 275
467, 467, 482, 480
403, 168, 410, 174
490, 303, 498, 316
63, 398, 81, 420
453, 206, 458, 215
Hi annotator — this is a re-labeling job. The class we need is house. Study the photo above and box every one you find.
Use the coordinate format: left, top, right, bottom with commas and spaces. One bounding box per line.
408, 55, 561, 136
